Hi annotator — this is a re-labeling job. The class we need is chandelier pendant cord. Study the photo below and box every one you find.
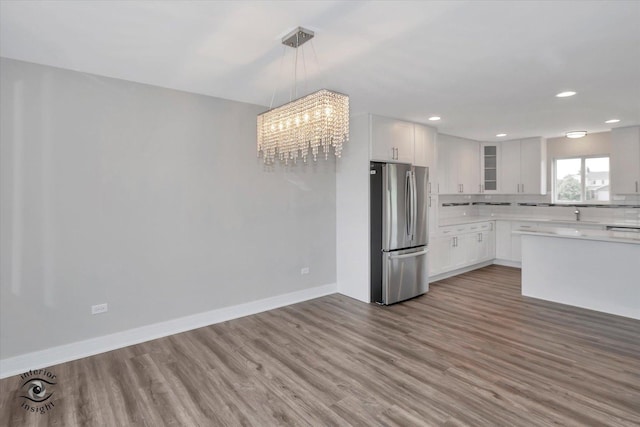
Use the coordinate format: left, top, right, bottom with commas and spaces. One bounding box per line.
309, 40, 327, 91
291, 32, 299, 102
301, 43, 309, 98
269, 44, 288, 110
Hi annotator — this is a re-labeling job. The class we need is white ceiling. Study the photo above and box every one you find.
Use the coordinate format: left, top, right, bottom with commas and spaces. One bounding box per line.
1, 0, 639, 141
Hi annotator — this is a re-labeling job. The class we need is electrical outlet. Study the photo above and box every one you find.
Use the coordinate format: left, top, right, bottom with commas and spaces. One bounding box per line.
91, 303, 108, 315
301, 267, 310, 275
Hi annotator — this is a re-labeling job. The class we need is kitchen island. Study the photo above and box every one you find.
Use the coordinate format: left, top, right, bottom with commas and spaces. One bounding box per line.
516, 227, 640, 320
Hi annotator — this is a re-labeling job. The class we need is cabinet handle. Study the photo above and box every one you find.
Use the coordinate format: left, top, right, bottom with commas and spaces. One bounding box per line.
521, 183, 524, 193
437, 183, 440, 194
428, 196, 432, 208
461, 184, 464, 193
636, 181, 639, 192
452, 236, 457, 247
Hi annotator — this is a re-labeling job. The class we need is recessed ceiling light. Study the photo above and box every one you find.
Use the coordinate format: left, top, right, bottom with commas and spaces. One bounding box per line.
605, 119, 620, 124
428, 116, 441, 121
566, 131, 587, 139
556, 91, 577, 98
496, 133, 507, 137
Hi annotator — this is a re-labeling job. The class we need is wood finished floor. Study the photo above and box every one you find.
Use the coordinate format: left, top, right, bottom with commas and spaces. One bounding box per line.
2, 265, 639, 426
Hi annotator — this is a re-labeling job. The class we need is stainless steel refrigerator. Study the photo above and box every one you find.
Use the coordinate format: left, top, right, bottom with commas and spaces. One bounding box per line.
370, 162, 429, 305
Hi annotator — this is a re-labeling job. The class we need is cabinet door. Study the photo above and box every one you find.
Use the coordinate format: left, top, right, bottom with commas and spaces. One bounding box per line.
429, 236, 452, 276
520, 138, 546, 195
480, 143, 499, 193
611, 127, 640, 194
428, 194, 438, 237
459, 140, 480, 194
437, 137, 459, 194
370, 115, 414, 162
451, 235, 468, 269
414, 124, 437, 170
501, 142, 521, 194
495, 220, 512, 260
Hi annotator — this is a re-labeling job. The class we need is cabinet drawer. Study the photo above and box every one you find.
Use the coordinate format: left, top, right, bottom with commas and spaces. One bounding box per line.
511, 221, 537, 231
478, 222, 493, 231
440, 224, 469, 235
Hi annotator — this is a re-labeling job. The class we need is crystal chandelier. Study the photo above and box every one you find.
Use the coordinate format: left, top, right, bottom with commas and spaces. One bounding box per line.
257, 27, 349, 164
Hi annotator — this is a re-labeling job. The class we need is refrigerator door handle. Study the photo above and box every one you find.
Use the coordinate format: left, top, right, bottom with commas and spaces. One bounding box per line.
405, 171, 411, 238
411, 170, 418, 241
389, 248, 429, 260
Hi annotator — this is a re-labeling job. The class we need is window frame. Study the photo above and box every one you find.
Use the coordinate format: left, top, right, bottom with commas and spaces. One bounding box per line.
552, 155, 610, 204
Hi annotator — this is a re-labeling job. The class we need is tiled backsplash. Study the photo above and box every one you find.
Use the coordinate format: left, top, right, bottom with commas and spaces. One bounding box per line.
438, 194, 640, 225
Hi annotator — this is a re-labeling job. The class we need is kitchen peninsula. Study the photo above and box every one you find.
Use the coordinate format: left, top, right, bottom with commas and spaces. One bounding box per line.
516, 227, 640, 320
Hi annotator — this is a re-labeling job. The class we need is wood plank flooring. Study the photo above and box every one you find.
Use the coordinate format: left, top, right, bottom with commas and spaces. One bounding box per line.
2, 265, 639, 426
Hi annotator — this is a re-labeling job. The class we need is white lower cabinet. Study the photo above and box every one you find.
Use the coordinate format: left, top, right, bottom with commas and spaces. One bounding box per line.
495, 220, 537, 263
429, 222, 495, 277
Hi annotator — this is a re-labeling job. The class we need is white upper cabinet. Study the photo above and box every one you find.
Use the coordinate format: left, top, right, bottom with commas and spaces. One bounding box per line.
500, 142, 521, 194
370, 115, 414, 163
414, 124, 437, 169
519, 138, 547, 195
480, 143, 500, 193
499, 137, 546, 195
370, 115, 438, 171
611, 126, 640, 194
437, 134, 480, 194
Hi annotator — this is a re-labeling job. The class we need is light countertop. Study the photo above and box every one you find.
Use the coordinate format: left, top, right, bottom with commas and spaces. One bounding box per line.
439, 216, 640, 228
513, 227, 640, 245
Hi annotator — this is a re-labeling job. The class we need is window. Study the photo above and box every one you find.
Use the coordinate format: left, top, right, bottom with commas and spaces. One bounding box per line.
554, 156, 609, 203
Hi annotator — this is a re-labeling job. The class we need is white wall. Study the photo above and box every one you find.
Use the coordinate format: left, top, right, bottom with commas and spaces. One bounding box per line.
0, 58, 336, 360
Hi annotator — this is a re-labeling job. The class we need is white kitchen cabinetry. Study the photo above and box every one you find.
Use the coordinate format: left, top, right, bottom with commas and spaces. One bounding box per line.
415, 124, 439, 237
469, 223, 495, 263
429, 222, 495, 277
430, 236, 453, 276
499, 138, 546, 195
611, 126, 640, 194
370, 115, 415, 163
437, 134, 480, 194
495, 221, 537, 263
495, 220, 512, 260
414, 124, 437, 170
480, 143, 499, 193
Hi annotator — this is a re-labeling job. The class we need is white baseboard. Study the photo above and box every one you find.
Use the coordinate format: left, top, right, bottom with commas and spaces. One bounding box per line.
429, 260, 494, 282
0, 283, 337, 379
493, 259, 522, 268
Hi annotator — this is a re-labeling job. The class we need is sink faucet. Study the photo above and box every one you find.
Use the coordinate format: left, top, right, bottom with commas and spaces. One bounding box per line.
574, 208, 580, 221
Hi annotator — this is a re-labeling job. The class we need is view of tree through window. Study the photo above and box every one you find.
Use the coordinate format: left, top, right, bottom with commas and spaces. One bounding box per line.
554, 157, 609, 203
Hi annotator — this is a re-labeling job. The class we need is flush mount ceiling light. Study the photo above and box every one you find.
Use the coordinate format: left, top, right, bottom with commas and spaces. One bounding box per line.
556, 91, 577, 98
605, 119, 620, 124
428, 116, 441, 121
257, 27, 349, 165
566, 131, 587, 139
496, 133, 507, 137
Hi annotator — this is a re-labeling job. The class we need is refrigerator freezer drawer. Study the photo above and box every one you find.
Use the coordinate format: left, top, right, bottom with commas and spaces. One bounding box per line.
382, 247, 429, 305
